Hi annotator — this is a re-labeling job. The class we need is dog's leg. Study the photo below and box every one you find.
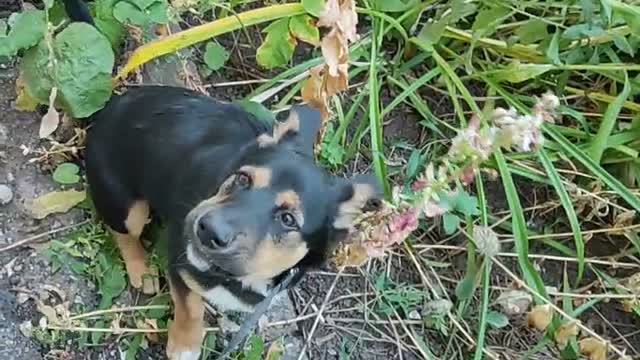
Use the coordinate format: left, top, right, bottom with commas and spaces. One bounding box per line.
167, 275, 205, 360
113, 200, 159, 294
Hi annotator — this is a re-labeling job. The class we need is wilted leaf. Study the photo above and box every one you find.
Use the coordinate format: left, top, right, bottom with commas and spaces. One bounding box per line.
527, 304, 553, 330
20, 23, 114, 118
203, 41, 229, 71
486, 311, 509, 329
473, 225, 500, 257
265, 341, 284, 360
40, 87, 60, 138
614, 210, 636, 228
14, 75, 39, 111
53, 162, 81, 184
331, 243, 368, 268
579, 337, 607, 360
515, 19, 548, 44
495, 289, 532, 315
555, 321, 579, 350
423, 299, 453, 315
301, 64, 329, 119
28, 189, 86, 219
0, 10, 47, 57
492, 63, 553, 83
317, 0, 358, 43
256, 18, 296, 69
135, 318, 159, 343
289, 14, 319, 46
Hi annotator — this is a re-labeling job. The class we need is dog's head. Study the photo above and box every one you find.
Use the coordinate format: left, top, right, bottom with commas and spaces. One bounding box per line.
183, 106, 383, 282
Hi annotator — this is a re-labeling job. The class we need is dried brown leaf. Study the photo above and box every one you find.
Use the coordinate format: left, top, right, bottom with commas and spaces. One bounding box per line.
554, 321, 579, 349
40, 87, 60, 139
526, 304, 553, 330
136, 318, 159, 342
579, 337, 608, 360
321, 29, 346, 78
495, 289, 532, 315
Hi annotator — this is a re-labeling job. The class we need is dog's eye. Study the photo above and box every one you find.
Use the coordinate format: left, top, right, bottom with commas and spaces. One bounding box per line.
234, 172, 252, 189
280, 212, 298, 229
363, 198, 382, 212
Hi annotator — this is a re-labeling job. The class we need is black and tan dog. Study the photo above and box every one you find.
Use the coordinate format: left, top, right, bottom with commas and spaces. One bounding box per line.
84, 85, 382, 359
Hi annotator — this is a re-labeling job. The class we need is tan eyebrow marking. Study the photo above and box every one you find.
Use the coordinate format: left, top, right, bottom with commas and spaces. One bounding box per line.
238, 165, 271, 188
275, 190, 304, 226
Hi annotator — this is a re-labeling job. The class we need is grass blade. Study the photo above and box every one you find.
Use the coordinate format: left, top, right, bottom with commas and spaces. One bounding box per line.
588, 73, 631, 163
538, 149, 585, 285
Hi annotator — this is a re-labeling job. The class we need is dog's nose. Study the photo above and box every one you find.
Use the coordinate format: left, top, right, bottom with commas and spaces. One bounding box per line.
196, 213, 234, 248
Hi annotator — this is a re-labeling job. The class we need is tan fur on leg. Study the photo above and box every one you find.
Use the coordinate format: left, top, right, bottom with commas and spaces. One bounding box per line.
112, 200, 158, 294
167, 281, 205, 360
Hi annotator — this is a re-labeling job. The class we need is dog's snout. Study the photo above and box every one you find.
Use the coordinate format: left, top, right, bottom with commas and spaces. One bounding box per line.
196, 212, 235, 248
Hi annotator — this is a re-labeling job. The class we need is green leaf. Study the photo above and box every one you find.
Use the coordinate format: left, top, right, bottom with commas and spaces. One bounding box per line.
289, 14, 319, 45
405, 150, 421, 179
546, 30, 561, 65
234, 100, 275, 125
203, 41, 229, 71
485, 311, 509, 329
455, 271, 476, 300
244, 334, 264, 360
53, 162, 81, 184
588, 74, 631, 163
515, 19, 548, 44
471, 5, 510, 37
93, 0, 126, 47
130, 0, 158, 10
417, 16, 449, 48
147, 1, 168, 24
20, 23, 114, 118
373, 0, 415, 12
451, 191, 480, 216
124, 335, 143, 360
450, 0, 477, 22
443, 213, 461, 235
604, 0, 640, 36
256, 18, 296, 69
0, 10, 47, 57
302, 0, 324, 17
612, 34, 634, 56
113, 1, 149, 26
562, 23, 604, 40
97, 254, 127, 309
491, 63, 553, 83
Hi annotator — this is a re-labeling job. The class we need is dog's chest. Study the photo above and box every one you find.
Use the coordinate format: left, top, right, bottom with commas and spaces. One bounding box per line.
202, 278, 270, 313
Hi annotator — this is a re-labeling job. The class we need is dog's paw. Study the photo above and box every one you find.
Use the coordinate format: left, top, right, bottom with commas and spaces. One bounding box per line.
125, 260, 159, 294
166, 348, 201, 360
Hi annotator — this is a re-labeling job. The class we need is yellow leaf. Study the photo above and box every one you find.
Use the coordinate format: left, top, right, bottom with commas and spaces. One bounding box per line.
28, 189, 86, 219
526, 304, 553, 331
114, 4, 304, 80
14, 75, 39, 111
265, 341, 284, 360
579, 337, 608, 360
554, 321, 579, 350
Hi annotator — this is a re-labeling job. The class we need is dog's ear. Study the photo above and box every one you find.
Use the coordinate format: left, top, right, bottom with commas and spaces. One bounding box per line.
257, 105, 321, 156
329, 174, 384, 232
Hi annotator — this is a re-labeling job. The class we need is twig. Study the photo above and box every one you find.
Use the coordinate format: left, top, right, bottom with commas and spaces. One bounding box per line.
492, 258, 628, 358
296, 268, 343, 360
0, 220, 90, 253
69, 305, 170, 321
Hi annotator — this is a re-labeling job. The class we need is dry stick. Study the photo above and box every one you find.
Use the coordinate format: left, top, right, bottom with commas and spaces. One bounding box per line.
0, 220, 90, 253
46, 325, 221, 333
416, 244, 640, 268
492, 258, 628, 358
498, 223, 640, 240
403, 243, 501, 360
296, 267, 343, 360
69, 305, 170, 321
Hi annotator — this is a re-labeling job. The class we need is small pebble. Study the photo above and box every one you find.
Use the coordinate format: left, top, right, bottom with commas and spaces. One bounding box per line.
0, 184, 12, 205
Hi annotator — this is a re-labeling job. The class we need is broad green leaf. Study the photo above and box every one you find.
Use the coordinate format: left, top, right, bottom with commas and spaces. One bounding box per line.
203, 41, 229, 71
130, 0, 158, 10
455, 272, 475, 300
562, 23, 605, 40
256, 18, 296, 69
443, 213, 460, 235
471, 5, 510, 37
244, 334, 265, 360
53, 162, 81, 184
515, 19, 548, 44
491, 63, 553, 83
451, 191, 480, 216
450, 0, 477, 22
373, 0, 415, 12
113, 1, 149, 26
289, 14, 319, 45
546, 30, 561, 65
147, 1, 168, 24
124, 335, 143, 360
301, 0, 324, 17
485, 311, 509, 329
0, 10, 46, 57
97, 255, 127, 309
93, 0, 126, 47
417, 16, 449, 48
612, 33, 634, 56
589, 74, 631, 163
21, 23, 114, 118
28, 189, 86, 219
